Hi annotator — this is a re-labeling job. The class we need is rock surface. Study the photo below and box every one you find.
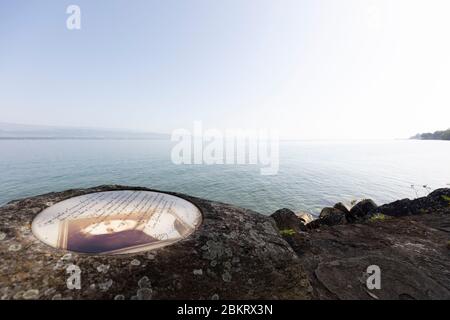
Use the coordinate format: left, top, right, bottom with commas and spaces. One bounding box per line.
0, 185, 312, 300
2, 185, 450, 300
318, 207, 347, 226
271, 208, 307, 232
333, 202, 350, 215
348, 199, 378, 221
279, 189, 450, 300
376, 188, 450, 217
292, 213, 450, 299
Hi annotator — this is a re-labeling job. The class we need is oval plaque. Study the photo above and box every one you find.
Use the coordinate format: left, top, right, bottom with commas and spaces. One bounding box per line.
32, 190, 202, 255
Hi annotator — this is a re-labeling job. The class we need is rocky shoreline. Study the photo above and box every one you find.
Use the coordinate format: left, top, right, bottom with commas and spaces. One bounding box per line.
0, 185, 449, 300
271, 188, 450, 299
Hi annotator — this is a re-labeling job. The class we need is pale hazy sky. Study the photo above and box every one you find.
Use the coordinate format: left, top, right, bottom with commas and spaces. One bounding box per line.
1, 0, 449, 139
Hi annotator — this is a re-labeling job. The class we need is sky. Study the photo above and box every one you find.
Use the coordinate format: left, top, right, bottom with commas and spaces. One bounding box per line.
1, 0, 449, 140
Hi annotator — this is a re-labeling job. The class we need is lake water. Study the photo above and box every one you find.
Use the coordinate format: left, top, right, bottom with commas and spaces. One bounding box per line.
1, 139, 449, 215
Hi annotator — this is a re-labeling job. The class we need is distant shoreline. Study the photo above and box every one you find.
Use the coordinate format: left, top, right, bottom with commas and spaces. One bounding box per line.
0, 122, 169, 140
0, 137, 169, 140
411, 128, 450, 141
0, 137, 438, 142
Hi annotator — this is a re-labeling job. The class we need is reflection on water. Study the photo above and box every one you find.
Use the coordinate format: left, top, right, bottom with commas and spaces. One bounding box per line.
1, 139, 450, 215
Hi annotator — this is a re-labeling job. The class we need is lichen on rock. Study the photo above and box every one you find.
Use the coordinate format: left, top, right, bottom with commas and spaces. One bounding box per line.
0, 185, 312, 300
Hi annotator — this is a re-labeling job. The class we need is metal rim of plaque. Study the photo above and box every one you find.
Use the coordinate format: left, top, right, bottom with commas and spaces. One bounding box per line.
31, 190, 202, 255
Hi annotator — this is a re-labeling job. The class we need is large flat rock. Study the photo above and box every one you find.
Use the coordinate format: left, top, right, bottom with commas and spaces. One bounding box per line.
0, 185, 312, 300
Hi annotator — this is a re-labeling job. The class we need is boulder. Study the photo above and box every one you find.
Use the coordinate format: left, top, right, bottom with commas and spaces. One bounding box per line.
0, 185, 312, 300
318, 207, 347, 226
271, 208, 307, 232
305, 207, 347, 229
377, 189, 450, 217
349, 199, 378, 220
376, 199, 415, 217
428, 188, 450, 202
333, 202, 350, 214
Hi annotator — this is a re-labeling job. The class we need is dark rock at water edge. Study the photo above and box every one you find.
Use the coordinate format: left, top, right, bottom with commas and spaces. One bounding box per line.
305, 207, 347, 229
318, 207, 347, 226
304, 189, 450, 229
281, 189, 450, 299
292, 211, 450, 299
333, 202, 350, 215
306, 199, 379, 229
376, 188, 450, 217
270, 209, 311, 256
271, 208, 307, 232
348, 199, 378, 220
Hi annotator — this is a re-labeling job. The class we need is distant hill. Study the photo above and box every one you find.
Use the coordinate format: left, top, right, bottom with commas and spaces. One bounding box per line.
0, 123, 169, 140
411, 128, 450, 140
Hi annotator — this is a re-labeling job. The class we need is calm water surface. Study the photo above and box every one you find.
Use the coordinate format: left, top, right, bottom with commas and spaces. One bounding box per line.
1, 139, 449, 215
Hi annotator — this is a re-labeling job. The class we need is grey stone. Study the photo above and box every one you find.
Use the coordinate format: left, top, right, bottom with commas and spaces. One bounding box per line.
319, 207, 347, 226
0, 185, 311, 300
271, 208, 307, 232
333, 202, 350, 214
349, 199, 378, 220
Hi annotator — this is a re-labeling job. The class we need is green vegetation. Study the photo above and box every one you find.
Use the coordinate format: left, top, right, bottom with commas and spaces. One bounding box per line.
411, 128, 450, 140
279, 229, 296, 237
441, 195, 450, 204
369, 213, 391, 223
